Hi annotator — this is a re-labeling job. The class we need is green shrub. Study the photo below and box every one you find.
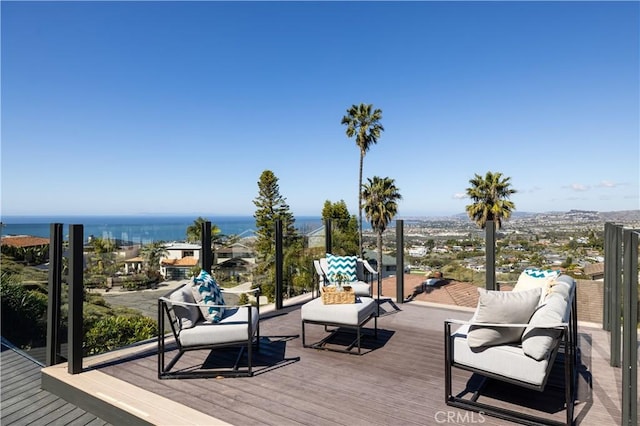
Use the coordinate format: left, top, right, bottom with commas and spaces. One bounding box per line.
0, 280, 48, 348
84, 315, 158, 356
237, 293, 249, 305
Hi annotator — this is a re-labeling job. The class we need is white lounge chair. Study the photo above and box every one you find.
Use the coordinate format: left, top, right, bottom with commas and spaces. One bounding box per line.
313, 256, 377, 297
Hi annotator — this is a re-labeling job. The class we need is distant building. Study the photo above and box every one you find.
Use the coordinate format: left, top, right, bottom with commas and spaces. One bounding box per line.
363, 249, 397, 278
584, 262, 605, 280
408, 246, 428, 257
214, 242, 256, 282
1, 235, 50, 265
306, 225, 326, 250
160, 242, 201, 280
1, 235, 49, 248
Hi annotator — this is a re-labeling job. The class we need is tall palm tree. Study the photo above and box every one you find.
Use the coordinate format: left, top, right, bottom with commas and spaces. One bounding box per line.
465, 171, 517, 229
341, 103, 384, 258
465, 171, 516, 290
362, 176, 402, 298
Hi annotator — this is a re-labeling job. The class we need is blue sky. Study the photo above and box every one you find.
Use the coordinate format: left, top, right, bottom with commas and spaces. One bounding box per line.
2, 1, 638, 218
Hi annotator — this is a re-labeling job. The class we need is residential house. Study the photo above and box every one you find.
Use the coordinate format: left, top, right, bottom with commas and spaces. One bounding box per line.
584, 262, 605, 280
214, 242, 256, 282
363, 249, 397, 279
306, 225, 326, 250
160, 242, 201, 280
1, 235, 50, 265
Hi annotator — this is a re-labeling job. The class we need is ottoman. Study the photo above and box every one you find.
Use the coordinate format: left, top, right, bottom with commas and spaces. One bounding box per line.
301, 296, 378, 354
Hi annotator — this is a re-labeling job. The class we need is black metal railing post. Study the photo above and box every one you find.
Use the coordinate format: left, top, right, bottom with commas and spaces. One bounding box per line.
608, 223, 622, 367
485, 220, 496, 291
201, 221, 212, 273
68, 224, 84, 374
46, 223, 63, 366
275, 219, 283, 310
324, 219, 332, 254
603, 222, 614, 330
621, 229, 638, 426
396, 219, 404, 303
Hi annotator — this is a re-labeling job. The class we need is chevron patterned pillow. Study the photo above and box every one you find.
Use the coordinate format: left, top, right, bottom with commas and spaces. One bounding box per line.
191, 270, 226, 323
523, 267, 560, 279
513, 267, 561, 300
326, 253, 357, 283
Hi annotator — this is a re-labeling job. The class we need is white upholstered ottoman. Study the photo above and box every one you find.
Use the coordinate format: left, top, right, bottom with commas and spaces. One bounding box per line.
301, 296, 378, 354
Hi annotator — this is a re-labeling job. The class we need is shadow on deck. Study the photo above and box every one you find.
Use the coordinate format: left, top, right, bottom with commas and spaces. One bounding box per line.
41, 297, 624, 426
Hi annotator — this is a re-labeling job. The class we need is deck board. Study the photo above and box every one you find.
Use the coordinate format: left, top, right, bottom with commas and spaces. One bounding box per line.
0, 340, 110, 426
67, 299, 628, 426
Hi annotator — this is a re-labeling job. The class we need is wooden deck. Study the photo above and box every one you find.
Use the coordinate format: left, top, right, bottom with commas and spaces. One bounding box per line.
41, 297, 629, 426
1, 339, 109, 426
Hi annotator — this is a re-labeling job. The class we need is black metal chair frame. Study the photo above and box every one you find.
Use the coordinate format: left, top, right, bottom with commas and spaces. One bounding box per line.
158, 285, 260, 379
444, 294, 579, 426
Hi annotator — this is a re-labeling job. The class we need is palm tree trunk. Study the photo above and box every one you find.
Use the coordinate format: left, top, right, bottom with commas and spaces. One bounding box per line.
377, 231, 383, 297
358, 152, 364, 259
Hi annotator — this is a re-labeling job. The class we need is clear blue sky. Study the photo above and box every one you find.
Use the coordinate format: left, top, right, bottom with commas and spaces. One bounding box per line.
2, 1, 638, 218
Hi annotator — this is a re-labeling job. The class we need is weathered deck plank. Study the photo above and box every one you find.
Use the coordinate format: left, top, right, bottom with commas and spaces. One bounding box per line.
1, 340, 110, 426
78, 300, 626, 426
74, 304, 620, 425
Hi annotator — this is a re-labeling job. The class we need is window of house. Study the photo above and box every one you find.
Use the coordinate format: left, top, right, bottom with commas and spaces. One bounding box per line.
182, 250, 194, 258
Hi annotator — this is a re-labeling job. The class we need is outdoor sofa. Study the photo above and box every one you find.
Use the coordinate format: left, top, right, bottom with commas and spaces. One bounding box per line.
444, 270, 579, 425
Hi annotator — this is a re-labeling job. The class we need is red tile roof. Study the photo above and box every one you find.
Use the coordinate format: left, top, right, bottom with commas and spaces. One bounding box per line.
161, 256, 198, 267
1, 235, 50, 248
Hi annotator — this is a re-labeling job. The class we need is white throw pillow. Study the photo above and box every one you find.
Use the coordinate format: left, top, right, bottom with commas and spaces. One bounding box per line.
169, 285, 200, 329
522, 295, 568, 361
467, 287, 542, 349
513, 268, 560, 303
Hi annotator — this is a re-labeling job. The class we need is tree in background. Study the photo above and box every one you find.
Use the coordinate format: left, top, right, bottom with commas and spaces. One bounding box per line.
87, 237, 117, 275
321, 200, 358, 255
139, 241, 168, 281
465, 171, 516, 288
465, 171, 516, 230
362, 176, 402, 296
341, 103, 384, 259
253, 170, 299, 301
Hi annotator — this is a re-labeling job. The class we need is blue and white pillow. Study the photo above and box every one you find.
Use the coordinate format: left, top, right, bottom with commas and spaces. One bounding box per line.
326, 253, 357, 283
513, 267, 561, 297
191, 270, 225, 323
522, 268, 560, 279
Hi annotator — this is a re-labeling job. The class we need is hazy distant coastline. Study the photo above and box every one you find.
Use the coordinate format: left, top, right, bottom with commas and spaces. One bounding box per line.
0, 215, 325, 243
1, 210, 637, 243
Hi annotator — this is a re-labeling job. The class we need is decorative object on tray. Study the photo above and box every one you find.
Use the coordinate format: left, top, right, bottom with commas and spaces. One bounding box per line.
321, 285, 356, 304
332, 271, 350, 290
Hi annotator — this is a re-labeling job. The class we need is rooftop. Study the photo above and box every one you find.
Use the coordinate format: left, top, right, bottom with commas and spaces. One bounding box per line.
0, 235, 50, 248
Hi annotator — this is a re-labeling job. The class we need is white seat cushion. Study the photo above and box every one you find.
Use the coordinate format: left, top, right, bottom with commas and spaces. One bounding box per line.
453, 324, 550, 387
301, 296, 376, 326
178, 306, 259, 347
348, 281, 371, 297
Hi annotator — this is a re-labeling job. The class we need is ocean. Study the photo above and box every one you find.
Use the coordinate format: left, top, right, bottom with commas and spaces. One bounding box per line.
0, 215, 326, 244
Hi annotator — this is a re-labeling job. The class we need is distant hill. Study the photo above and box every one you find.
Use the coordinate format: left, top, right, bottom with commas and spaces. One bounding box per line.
401, 210, 640, 223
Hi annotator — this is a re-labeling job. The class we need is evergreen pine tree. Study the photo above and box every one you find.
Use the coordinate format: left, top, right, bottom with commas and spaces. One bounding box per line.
321, 200, 358, 255
253, 170, 299, 301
